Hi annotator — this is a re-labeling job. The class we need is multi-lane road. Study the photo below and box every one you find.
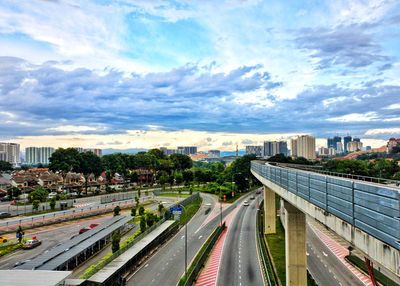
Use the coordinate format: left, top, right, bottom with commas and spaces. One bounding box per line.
218, 194, 264, 286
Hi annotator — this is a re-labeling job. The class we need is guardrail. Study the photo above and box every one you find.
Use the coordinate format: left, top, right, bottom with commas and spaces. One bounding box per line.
178, 223, 226, 286
252, 161, 400, 250
257, 200, 279, 286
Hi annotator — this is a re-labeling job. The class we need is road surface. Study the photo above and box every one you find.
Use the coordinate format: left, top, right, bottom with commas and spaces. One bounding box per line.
217, 193, 264, 286
307, 224, 365, 286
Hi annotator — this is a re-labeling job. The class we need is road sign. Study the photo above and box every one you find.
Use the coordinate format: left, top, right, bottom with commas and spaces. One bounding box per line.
170, 206, 182, 215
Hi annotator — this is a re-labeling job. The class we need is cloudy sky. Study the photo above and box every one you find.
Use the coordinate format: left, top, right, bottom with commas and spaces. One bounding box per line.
0, 0, 399, 150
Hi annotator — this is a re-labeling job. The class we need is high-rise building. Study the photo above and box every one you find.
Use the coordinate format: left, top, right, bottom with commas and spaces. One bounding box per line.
208, 150, 221, 158
353, 138, 361, 142
25, 147, 55, 165
336, 142, 343, 154
74, 147, 102, 156
343, 136, 352, 152
290, 138, 298, 157
245, 145, 263, 157
0, 143, 20, 167
292, 135, 316, 160
263, 141, 288, 157
328, 136, 341, 151
347, 141, 363, 152
177, 146, 197, 155
160, 147, 177, 156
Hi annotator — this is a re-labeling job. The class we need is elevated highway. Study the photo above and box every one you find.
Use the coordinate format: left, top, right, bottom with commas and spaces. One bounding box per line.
251, 161, 399, 286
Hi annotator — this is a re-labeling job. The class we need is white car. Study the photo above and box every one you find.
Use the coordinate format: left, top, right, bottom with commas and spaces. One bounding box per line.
243, 201, 249, 206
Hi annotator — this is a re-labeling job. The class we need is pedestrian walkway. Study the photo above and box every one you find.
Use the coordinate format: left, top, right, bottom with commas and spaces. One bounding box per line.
195, 206, 239, 286
309, 225, 373, 286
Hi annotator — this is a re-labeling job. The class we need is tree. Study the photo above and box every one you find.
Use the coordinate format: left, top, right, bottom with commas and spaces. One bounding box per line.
139, 205, 145, 216
170, 154, 193, 170
32, 200, 40, 212
16, 226, 24, 243
7, 187, 21, 200
135, 196, 139, 207
78, 151, 103, 195
140, 216, 146, 233
131, 207, 136, 217
49, 197, 56, 211
49, 148, 81, 176
182, 169, 194, 186
157, 171, 169, 190
0, 160, 13, 172
28, 187, 48, 203
113, 205, 121, 216
174, 172, 183, 186
158, 203, 164, 215
148, 149, 165, 160
146, 213, 156, 227
138, 189, 141, 198
111, 230, 121, 253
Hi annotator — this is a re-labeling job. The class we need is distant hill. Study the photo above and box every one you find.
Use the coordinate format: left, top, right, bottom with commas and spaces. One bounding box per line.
221, 150, 245, 157
102, 148, 148, 155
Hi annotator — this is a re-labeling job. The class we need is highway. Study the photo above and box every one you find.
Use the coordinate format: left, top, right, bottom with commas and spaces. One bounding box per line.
217, 193, 263, 286
127, 193, 219, 286
307, 224, 365, 286
0, 197, 176, 270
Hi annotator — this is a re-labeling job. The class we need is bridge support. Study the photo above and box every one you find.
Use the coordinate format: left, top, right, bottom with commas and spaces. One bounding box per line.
264, 186, 276, 234
284, 201, 307, 286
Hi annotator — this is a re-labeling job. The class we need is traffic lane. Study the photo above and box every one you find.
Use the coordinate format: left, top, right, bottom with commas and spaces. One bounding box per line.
0, 200, 168, 269
240, 198, 263, 286
307, 225, 364, 286
127, 193, 217, 286
217, 197, 262, 286
307, 244, 339, 286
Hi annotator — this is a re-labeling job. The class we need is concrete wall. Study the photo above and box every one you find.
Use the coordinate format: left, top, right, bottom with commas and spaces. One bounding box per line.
252, 170, 400, 277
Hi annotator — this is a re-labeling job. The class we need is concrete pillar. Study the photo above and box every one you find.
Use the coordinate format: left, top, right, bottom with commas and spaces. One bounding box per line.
264, 186, 276, 234
284, 201, 307, 286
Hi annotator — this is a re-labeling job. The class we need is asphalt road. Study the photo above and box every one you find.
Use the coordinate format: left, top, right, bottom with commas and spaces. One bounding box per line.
307, 224, 365, 286
217, 193, 264, 286
127, 193, 219, 286
0, 197, 175, 270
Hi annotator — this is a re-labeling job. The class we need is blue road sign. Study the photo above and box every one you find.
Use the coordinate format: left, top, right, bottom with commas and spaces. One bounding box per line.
170, 206, 182, 215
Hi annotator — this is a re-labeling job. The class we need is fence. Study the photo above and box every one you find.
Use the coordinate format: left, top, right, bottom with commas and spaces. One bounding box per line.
178, 223, 226, 286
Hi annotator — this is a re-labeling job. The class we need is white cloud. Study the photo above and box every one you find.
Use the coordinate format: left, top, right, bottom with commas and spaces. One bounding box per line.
326, 112, 379, 122
46, 125, 103, 133
383, 103, 400, 110
365, 128, 400, 135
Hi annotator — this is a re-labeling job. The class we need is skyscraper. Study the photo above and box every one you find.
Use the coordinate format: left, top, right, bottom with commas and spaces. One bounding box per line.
263, 141, 288, 157
245, 145, 263, 157
290, 138, 298, 157
293, 135, 316, 160
177, 146, 197, 155
25, 147, 55, 165
0, 142, 20, 167
343, 136, 352, 152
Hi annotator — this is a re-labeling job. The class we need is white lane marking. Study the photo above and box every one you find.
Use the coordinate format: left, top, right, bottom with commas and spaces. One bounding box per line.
144, 263, 149, 268
323, 251, 328, 257
198, 235, 203, 239
306, 252, 309, 256
181, 235, 185, 239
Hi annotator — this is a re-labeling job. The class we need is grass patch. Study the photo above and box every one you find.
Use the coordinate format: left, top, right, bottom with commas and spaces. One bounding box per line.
265, 216, 286, 285
179, 196, 202, 226
346, 255, 398, 286
0, 239, 27, 257
158, 193, 190, 198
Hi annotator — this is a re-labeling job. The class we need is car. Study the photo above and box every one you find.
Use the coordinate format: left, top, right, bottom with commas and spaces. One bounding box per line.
256, 190, 261, 195
250, 196, 255, 200
47, 192, 57, 199
0, 212, 11, 218
0, 236, 8, 243
243, 201, 249, 206
22, 239, 41, 249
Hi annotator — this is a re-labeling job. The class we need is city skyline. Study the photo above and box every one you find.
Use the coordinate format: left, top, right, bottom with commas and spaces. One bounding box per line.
1, 1, 399, 150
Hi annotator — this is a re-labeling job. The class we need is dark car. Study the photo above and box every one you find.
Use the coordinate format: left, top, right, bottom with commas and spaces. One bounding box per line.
23, 239, 41, 249
0, 212, 11, 219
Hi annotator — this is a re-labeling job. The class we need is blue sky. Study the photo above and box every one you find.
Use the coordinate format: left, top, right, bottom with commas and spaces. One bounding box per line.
0, 0, 399, 150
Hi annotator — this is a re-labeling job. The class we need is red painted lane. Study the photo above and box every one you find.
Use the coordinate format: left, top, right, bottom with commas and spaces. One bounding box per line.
195, 206, 240, 286
310, 226, 373, 286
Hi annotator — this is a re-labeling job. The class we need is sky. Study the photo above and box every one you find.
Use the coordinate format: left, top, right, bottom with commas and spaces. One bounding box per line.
0, 0, 399, 151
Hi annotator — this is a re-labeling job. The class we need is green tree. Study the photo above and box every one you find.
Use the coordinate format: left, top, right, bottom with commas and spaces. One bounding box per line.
182, 169, 194, 186
131, 207, 136, 217
157, 171, 169, 190
28, 187, 48, 203
139, 205, 145, 216
78, 151, 103, 195
0, 160, 13, 171
49, 197, 56, 211
174, 172, 183, 186
111, 230, 121, 253
140, 216, 146, 233
146, 213, 156, 227
49, 148, 81, 177
16, 226, 24, 243
158, 203, 164, 215
113, 205, 121, 216
7, 187, 21, 200
135, 196, 139, 207
138, 189, 141, 198
170, 154, 193, 170
32, 200, 40, 212
148, 148, 165, 160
